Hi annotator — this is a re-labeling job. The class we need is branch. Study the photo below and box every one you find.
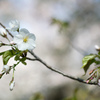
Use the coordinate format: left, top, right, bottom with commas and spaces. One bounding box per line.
26, 57, 38, 61
0, 22, 98, 86
28, 50, 98, 85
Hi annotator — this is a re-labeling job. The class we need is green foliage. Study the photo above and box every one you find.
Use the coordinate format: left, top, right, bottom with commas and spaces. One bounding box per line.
63, 88, 78, 100
51, 18, 69, 33
20, 57, 27, 65
29, 93, 44, 100
14, 53, 27, 65
3, 50, 15, 65
82, 54, 96, 74
0, 51, 5, 56
0, 48, 27, 66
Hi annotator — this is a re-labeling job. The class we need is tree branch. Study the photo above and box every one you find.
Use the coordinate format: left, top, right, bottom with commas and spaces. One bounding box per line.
26, 57, 38, 61
28, 50, 98, 85
0, 22, 98, 86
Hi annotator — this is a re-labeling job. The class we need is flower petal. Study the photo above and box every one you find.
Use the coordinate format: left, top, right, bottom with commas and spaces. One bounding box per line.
29, 33, 36, 41
17, 42, 30, 50
13, 34, 23, 44
19, 28, 30, 34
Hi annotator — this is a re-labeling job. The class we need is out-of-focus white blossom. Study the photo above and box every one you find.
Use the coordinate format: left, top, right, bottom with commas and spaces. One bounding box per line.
98, 78, 100, 86
0, 27, 7, 36
9, 80, 15, 91
95, 45, 100, 51
2, 65, 10, 73
7, 20, 20, 32
13, 28, 36, 51
95, 45, 100, 49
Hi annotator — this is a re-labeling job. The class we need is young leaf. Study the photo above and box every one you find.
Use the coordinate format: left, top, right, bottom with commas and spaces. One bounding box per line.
14, 55, 20, 61
82, 54, 96, 74
21, 61, 27, 65
20, 57, 27, 65
3, 50, 14, 65
0, 51, 6, 56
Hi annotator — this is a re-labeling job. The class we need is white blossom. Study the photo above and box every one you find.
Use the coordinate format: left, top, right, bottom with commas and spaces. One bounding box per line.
2, 65, 10, 73
13, 28, 36, 51
95, 45, 100, 49
7, 20, 20, 32
98, 79, 100, 86
9, 80, 15, 91
95, 45, 100, 51
0, 27, 7, 36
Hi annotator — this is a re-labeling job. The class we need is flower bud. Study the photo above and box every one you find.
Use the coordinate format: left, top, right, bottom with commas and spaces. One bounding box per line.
2, 65, 10, 74
86, 80, 90, 83
95, 45, 100, 51
89, 69, 95, 75
9, 80, 15, 91
0, 27, 7, 37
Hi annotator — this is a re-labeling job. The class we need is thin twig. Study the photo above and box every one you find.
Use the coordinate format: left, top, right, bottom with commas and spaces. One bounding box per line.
26, 57, 38, 61
28, 50, 98, 85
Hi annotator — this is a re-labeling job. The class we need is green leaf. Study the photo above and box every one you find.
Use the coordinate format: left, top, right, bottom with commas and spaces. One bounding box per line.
21, 61, 27, 65
0, 51, 6, 56
20, 57, 27, 65
3, 50, 14, 65
14, 55, 20, 61
82, 54, 96, 74
30, 93, 44, 100
13, 61, 20, 69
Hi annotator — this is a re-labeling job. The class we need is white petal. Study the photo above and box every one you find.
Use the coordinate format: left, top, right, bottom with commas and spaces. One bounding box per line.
17, 43, 29, 51
27, 39, 36, 48
27, 42, 36, 50
13, 35, 23, 44
29, 33, 36, 41
19, 28, 30, 34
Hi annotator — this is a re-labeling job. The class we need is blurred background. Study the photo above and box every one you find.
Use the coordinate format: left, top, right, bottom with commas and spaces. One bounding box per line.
0, 0, 100, 100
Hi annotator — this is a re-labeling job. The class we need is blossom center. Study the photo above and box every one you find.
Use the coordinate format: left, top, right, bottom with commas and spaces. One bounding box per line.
23, 36, 29, 43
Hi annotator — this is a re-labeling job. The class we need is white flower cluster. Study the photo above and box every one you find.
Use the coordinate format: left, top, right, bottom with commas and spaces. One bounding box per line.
0, 20, 36, 51
8, 20, 36, 51
0, 20, 36, 91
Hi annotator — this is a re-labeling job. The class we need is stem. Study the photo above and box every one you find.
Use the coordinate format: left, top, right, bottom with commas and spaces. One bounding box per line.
12, 68, 14, 79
